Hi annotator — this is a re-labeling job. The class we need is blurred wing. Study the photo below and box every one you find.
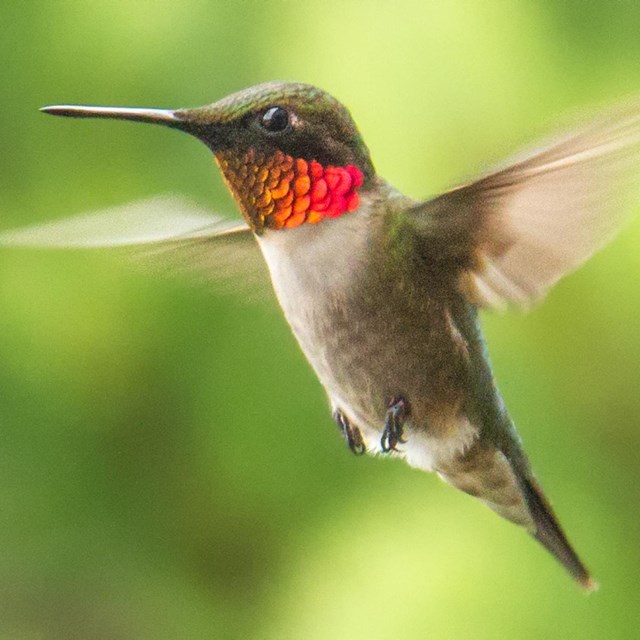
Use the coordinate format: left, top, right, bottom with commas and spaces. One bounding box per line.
0, 195, 270, 297
407, 100, 640, 309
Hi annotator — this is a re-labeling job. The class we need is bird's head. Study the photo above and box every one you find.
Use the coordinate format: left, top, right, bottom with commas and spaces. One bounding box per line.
43, 82, 375, 233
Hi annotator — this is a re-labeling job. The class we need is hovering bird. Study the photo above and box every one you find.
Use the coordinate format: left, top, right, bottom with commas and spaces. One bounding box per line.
5, 82, 640, 589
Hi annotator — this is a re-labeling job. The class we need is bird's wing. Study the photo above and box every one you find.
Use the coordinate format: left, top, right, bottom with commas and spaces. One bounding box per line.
0, 195, 270, 296
405, 100, 640, 309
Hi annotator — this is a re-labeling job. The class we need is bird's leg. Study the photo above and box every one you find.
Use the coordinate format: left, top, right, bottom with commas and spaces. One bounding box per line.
381, 396, 409, 452
333, 409, 366, 455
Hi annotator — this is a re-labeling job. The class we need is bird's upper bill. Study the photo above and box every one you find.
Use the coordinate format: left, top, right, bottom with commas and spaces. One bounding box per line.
41, 82, 374, 233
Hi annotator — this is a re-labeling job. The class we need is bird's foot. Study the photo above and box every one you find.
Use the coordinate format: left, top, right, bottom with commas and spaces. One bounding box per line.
381, 396, 409, 452
333, 409, 366, 456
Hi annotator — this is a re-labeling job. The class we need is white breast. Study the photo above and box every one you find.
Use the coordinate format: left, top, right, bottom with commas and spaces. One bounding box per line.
256, 202, 379, 432
256, 205, 374, 308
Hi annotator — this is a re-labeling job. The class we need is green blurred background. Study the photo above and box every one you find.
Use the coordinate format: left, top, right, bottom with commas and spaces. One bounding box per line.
1, 1, 640, 638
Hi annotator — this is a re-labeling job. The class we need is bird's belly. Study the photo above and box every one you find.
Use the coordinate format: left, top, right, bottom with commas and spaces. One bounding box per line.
282, 285, 474, 455
257, 217, 478, 465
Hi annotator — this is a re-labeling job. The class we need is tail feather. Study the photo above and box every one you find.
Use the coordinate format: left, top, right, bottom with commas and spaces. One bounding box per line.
439, 441, 596, 590
517, 473, 597, 591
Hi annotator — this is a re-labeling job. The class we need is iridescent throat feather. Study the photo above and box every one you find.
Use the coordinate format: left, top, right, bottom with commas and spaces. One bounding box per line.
216, 148, 363, 233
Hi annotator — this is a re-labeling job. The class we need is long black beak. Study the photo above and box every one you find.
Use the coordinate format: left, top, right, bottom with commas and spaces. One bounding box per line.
40, 104, 191, 131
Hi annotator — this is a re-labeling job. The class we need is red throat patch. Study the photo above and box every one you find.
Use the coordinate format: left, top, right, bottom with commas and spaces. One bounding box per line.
216, 148, 364, 232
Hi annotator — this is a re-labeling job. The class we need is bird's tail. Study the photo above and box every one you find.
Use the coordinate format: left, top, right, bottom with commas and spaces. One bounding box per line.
516, 471, 597, 591
438, 441, 596, 591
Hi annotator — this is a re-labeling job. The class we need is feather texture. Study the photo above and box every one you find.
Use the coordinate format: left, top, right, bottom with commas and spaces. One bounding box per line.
0, 195, 269, 296
407, 100, 640, 309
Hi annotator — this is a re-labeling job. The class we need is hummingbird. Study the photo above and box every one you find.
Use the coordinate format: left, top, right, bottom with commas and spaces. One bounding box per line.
5, 82, 640, 590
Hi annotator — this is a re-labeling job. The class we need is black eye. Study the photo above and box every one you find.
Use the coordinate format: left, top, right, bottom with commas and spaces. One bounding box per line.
259, 106, 290, 133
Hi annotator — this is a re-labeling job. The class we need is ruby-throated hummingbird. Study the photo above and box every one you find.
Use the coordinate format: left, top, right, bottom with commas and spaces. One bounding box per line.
4, 82, 640, 590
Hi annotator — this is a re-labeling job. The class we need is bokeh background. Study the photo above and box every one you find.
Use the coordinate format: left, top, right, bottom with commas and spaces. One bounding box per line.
2, 1, 640, 638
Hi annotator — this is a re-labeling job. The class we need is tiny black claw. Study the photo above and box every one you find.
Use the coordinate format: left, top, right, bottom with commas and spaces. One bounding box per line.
333, 409, 366, 456
381, 396, 409, 453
